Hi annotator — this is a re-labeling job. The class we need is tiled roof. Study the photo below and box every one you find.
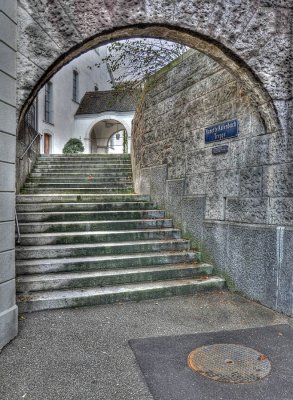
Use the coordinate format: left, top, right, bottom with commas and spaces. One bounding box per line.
75, 90, 136, 115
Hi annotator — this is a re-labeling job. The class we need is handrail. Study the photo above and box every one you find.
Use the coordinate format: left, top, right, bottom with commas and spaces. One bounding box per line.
19, 130, 42, 160
15, 211, 21, 245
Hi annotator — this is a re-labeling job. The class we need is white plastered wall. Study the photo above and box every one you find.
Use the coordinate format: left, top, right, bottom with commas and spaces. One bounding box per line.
37, 46, 113, 154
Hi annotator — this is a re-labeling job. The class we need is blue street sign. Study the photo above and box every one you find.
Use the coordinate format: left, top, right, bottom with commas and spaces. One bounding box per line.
205, 119, 239, 144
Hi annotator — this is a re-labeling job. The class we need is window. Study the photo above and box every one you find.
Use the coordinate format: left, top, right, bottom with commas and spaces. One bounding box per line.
44, 82, 53, 124
73, 70, 79, 102
26, 101, 37, 129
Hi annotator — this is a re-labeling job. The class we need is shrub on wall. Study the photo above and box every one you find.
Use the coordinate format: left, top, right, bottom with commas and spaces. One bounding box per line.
62, 138, 85, 154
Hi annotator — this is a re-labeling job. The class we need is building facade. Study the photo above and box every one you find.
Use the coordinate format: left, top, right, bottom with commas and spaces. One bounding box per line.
37, 47, 114, 154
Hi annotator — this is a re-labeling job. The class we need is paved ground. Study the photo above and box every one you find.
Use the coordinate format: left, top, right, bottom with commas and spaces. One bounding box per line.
0, 291, 291, 400
130, 324, 293, 400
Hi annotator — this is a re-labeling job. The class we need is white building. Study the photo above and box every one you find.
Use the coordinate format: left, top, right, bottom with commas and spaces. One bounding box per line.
34, 39, 184, 155
74, 91, 135, 154
36, 46, 135, 154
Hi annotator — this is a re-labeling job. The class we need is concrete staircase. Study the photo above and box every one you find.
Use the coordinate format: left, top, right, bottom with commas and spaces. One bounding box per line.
16, 154, 225, 312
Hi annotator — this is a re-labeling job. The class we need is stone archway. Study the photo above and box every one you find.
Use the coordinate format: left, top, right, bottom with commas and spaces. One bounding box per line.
16, 12, 291, 316
88, 119, 128, 154
17, 1, 292, 137
75, 114, 133, 154
1, 0, 292, 350
19, 24, 281, 134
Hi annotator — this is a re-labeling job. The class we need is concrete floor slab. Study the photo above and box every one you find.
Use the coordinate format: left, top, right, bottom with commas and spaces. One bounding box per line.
0, 291, 291, 400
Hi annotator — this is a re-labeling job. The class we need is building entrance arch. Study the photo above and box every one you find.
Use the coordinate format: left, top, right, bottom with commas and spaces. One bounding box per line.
88, 119, 128, 154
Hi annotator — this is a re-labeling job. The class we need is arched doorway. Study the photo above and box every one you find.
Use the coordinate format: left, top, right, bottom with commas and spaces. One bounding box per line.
89, 119, 129, 154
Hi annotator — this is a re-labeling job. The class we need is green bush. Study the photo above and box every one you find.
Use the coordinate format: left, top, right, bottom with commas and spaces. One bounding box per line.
62, 138, 85, 154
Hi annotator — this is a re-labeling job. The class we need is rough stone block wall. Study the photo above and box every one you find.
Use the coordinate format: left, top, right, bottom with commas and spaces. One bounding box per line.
0, 0, 18, 350
132, 49, 293, 316
16, 1, 292, 136
15, 127, 40, 194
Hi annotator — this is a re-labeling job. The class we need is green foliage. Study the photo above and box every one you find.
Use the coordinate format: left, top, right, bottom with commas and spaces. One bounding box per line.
62, 138, 85, 154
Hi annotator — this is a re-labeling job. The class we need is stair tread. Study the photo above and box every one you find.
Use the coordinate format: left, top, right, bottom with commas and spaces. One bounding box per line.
17, 209, 162, 215
25, 180, 132, 188
17, 263, 212, 282
16, 194, 150, 204
19, 218, 170, 226
18, 202, 147, 206
17, 193, 143, 197
16, 154, 224, 311
16, 238, 189, 251
17, 276, 224, 300
20, 228, 179, 238
16, 251, 196, 266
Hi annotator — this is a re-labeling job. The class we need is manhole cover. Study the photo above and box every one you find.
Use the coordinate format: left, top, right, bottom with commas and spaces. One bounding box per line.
188, 344, 271, 384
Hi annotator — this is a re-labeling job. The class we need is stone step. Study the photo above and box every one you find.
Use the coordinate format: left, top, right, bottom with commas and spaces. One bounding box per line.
24, 182, 133, 189
19, 228, 181, 246
30, 172, 131, 178
16, 201, 154, 213
15, 154, 225, 312
37, 155, 131, 160
16, 263, 213, 293
17, 209, 164, 222
16, 251, 199, 274
34, 166, 132, 172
36, 160, 131, 169
39, 154, 131, 159
33, 167, 132, 174
16, 239, 190, 260
34, 163, 132, 169
21, 187, 134, 194
19, 218, 173, 233
29, 169, 132, 179
17, 277, 225, 312
33, 163, 132, 173
28, 177, 132, 183
16, 194, 150, 203
38, 154, 131, 158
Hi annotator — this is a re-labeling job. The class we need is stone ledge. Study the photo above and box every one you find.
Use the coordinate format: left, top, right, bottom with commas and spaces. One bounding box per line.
0, 12, 16, 50
0, 304, 18, 351
0, 1, 17, 23
0, 250, 15, 284
0, 279, 16, 314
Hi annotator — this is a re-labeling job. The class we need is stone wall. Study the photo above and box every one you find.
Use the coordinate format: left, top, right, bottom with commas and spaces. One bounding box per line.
0, 0, 18, 350
16, 118, 40, 194
16, 0, 292, 137
132, 49, 293, 316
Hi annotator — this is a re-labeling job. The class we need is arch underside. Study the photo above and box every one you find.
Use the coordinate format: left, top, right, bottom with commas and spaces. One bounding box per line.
19, 25, 280, 134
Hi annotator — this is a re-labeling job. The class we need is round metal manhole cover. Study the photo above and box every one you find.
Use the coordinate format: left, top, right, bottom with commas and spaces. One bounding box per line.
188, 344, 271, 384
